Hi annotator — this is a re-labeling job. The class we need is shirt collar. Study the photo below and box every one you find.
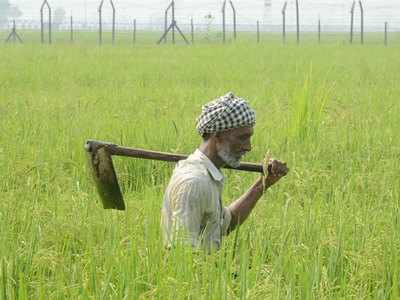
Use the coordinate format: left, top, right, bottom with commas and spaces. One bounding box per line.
192, 149, 224, 182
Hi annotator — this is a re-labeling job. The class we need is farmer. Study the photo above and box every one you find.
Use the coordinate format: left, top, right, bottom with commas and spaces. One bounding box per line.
161, 92, 288, 252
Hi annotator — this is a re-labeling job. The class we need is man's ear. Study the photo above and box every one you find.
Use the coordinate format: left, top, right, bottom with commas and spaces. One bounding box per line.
202, 133, 211, 141
214, 132, 223, 141
215, 131, 231, 141
208, 133, 223, 145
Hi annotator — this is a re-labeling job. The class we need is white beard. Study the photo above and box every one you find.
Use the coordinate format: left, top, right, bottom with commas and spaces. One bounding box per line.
217, 144, 241, 168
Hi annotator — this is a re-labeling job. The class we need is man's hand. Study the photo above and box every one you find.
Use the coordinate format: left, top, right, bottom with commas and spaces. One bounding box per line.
262, 152, 289, 190
227, 152, 289, 231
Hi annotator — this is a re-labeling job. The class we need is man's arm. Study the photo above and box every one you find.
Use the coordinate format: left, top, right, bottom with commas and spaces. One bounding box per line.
227, 159, 288, 232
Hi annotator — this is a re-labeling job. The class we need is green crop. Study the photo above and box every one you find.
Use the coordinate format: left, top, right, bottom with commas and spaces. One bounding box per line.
0, 36, 399, 299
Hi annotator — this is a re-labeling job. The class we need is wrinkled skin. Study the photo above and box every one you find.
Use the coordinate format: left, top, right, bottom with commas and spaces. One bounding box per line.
215, 127, 253, 168
214, 127, 289, 187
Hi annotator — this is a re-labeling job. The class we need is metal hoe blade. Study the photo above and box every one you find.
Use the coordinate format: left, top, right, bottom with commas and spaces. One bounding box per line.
85, 140, 125, 210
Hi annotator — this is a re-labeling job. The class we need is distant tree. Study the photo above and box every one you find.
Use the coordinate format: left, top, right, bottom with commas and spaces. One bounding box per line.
53, 7, 66, 29
0, 0, 22, 26
0, 0, 11, 25
8, 5, 22, 19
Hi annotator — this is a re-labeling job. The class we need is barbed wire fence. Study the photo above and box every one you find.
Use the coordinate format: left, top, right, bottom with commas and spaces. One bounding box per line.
2, 0, 400, 45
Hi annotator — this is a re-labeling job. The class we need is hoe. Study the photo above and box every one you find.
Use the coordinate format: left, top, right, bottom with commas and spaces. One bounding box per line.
85, 139, 264, 210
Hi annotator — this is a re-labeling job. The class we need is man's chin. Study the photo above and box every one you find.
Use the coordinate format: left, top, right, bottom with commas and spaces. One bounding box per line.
217, 149, 242, 168
224, 158, 241, 168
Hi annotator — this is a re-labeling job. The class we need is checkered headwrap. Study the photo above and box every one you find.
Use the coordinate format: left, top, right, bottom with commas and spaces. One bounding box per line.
196, 92, 256, 136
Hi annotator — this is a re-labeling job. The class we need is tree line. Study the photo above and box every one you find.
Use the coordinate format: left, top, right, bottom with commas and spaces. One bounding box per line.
0, 0, 67, 29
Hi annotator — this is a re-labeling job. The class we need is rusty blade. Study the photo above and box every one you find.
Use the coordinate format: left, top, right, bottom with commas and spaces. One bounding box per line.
85, 141, 125, 210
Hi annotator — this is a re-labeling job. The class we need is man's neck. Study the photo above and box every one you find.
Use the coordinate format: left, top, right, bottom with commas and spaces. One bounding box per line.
198, 141, 224, 169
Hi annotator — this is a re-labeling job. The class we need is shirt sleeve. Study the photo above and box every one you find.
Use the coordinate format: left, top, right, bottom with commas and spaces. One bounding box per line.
167, 178, 210, 248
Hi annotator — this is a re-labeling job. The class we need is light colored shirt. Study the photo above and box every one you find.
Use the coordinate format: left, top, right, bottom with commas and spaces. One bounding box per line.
161, 149, 232, 252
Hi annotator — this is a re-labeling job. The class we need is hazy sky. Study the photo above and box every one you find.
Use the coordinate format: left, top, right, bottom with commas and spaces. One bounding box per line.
10, 0, 400, 27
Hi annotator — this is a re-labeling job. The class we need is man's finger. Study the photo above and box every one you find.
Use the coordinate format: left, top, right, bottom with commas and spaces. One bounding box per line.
280, 167, 289, 176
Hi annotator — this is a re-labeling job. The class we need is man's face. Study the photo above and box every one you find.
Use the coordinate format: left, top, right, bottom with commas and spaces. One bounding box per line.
215, 127, 254, 168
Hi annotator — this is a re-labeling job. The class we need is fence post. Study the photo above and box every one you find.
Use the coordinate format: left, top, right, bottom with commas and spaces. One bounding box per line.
40, 0, 52, 44
318, 19, 321, 43
14, 20, 17, 42
384, 22, 388, 46
164, 4, 169, 43
257, 20, 260, 43
98, 0, 116, 46
49, 10, 52, 44
359, 1, 364, 45
157, 1, 189, 45
190, 18, 194, 44
171, 0, 175, 44
350, 1, 355, 44
40, 13, 44, 43
5, 19, 23, 43
10, 20, 16, 42
295, 0, 300, 44
111, 0, 116, 44
229, 1, 237, 40
222, 0, 226, 43
133, 19, 136, 44
70, 15, 73, 43
98, 1, 102, 45
282, 2, 287, 44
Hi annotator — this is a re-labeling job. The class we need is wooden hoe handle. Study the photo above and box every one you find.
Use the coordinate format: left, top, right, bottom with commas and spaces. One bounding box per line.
85, 139, 263, 211
85, 140, 264, 173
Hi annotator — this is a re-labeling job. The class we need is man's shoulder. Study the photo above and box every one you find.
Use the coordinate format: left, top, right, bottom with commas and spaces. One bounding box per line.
165, 160, 212, 199
172, 158, 212, 184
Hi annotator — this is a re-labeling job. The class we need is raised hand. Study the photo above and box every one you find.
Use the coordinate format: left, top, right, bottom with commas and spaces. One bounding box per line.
262, 152, 289, 189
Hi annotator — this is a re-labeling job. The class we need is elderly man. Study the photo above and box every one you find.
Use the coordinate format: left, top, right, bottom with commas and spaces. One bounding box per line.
161, 92, 288, 252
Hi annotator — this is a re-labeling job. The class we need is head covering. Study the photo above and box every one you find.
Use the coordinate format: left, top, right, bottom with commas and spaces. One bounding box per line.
196, 92, 256, 136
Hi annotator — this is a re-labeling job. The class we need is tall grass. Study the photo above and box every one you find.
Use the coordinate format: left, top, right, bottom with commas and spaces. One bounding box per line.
0, 39, 399, 298
287, 67, 332, 142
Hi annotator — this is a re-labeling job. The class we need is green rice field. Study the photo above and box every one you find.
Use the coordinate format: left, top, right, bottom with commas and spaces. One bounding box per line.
0, 33, 400, 299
